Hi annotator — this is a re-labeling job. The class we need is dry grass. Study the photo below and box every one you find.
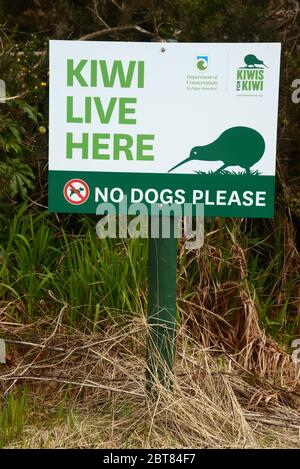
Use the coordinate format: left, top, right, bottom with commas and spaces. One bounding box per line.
1, 212, 300, 448
178, 216, 300, 385
1, 310, 300, 449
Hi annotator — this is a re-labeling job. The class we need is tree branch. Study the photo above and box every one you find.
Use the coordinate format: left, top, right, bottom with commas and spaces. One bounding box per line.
79, 25, 155, 41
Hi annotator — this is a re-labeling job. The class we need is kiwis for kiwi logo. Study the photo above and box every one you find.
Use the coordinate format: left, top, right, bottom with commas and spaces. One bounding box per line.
236, 54, 267, 95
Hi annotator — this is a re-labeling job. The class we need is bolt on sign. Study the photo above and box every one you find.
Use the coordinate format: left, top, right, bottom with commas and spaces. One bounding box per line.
48, 41, 281, 217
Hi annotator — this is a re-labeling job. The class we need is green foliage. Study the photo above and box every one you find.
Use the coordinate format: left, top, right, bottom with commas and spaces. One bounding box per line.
0, 389, 30, 447
0, 206, 147, 323
0, 160, 34, 199
0, 35, 46, 216
1, 206, 299, 343
0, 102, 39, 201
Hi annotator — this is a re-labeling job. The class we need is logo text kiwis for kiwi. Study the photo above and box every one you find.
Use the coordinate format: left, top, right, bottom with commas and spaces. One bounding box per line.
236, 54, 267, 94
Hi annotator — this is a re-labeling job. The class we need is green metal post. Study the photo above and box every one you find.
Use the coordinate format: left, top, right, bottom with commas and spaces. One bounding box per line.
146, 216, 177, 391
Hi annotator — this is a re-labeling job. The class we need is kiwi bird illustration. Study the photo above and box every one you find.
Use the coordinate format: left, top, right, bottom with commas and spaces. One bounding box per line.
168, 127, 265, 174
244, 54, 268, 68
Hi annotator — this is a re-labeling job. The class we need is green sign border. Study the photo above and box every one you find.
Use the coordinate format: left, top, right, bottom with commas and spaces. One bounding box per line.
48, 170, 275, 218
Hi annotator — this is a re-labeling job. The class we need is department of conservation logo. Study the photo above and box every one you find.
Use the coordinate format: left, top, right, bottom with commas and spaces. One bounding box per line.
196, 55, 209, 72
236, 54, 267, 94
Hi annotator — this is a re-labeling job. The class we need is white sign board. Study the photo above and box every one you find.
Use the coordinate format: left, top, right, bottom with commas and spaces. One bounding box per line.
49, 40, 281, 217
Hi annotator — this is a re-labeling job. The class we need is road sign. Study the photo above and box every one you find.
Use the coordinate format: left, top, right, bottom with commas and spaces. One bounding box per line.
63, 178, 89, 205
48, 40, 281, 218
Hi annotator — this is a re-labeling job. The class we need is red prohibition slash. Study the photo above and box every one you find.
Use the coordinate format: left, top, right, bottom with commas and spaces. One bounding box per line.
63, 179, 90, 205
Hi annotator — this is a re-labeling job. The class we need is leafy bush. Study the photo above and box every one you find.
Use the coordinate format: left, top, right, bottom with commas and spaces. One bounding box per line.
0, 35, 47, 222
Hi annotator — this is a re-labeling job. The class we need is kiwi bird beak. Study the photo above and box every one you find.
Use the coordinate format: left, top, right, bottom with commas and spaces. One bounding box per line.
168, 157, 191, 173
262, 62, 268, 68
